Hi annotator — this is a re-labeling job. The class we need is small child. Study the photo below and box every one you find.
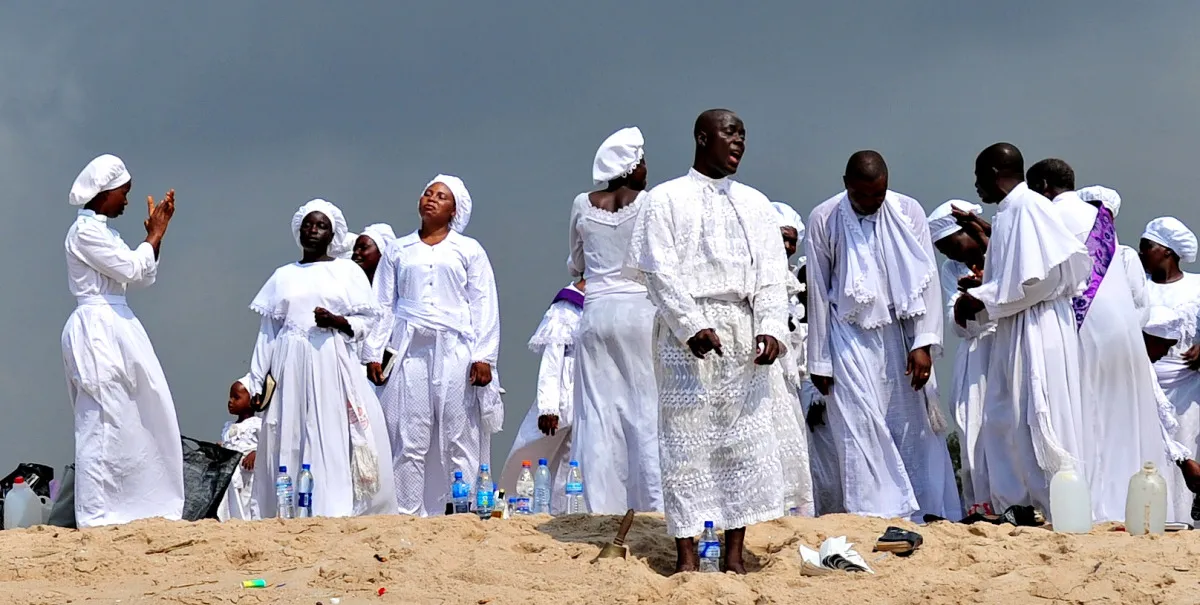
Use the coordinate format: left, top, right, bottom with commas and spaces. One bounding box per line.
217, 374, 262, 521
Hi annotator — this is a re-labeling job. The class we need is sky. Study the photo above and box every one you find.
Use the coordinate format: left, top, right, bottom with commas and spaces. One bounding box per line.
2, 2, 1199, 476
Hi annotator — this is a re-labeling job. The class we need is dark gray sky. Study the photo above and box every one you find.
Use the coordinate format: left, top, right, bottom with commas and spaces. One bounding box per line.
3, 3, 1198, 472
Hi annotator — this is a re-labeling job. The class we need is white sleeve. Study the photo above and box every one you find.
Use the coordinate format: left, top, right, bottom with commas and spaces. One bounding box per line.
535, 344, 567, 417
805, 209, 834, 378
248, 315, 281, 398
70, 223, 158, 285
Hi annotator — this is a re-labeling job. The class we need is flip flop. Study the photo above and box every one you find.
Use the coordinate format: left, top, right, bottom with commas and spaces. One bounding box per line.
873, 526, 923, 557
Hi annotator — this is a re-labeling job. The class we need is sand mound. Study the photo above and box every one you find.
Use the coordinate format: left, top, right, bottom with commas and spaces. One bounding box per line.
0, 513, 1198, 604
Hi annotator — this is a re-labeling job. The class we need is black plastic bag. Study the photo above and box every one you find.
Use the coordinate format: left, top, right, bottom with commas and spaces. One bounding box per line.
181, 436, 240, 522
0, 463, 55, 525
47, 464, 75, 528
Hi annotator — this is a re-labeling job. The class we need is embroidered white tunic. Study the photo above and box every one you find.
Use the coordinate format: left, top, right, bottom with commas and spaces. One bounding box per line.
248, 258, 396, 518
568, 191, 663, 514
624, 168, 794, 537
61, 209, 185, 527
806, 191, 960, 521
365, 230, 501, 516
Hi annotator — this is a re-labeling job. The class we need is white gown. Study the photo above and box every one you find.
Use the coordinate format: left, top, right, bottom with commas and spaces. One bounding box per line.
248, 258, 396, 518
498, 290, 582, 514
217, 417, 262, 521
60, 209, 184, 528
568, 192, 663, 514
366, 231, 501, 516
1053, 193, 1171, 522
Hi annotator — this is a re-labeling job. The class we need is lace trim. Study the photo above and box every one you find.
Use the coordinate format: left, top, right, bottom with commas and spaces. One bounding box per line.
580, 194, 645, 226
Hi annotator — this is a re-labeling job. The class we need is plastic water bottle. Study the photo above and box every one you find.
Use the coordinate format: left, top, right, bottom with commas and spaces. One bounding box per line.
1049, 461, 1091, 533
452, 471, 472, 514
296, 464, 314, 518
515, 461, 535, 515
275, 466, 295, 519
565, 460, 585, 514
533, 458, 552, 515
4, 477, 42, 529
1125, 461, 1167, 535
475, 464, 494, 519
698, 521, 721, 572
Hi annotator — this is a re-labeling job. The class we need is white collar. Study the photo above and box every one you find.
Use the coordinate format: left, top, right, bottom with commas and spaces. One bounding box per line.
687, 168, 732, 193
78, 209, 107, 223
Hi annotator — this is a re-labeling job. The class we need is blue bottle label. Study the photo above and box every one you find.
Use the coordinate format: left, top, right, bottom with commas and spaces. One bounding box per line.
565, 482, 583, 495
297, 493, 312, 509
699, 542, 720, 558
476, 491, 493, 508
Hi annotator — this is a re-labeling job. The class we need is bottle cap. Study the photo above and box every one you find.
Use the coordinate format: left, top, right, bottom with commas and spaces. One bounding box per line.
12, 477, 23, 485
302, 463, 311, 470
704, 520, 714, 528
480, 464, 490, 472
279, 466, 287, 473
570, 460, 579, 467
454, 471, 463, 479
538, 458, 548, 466
522, 460, 531, 467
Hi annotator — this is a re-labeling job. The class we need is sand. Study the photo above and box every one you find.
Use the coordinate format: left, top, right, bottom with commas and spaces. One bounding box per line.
1, 513, 1199, 604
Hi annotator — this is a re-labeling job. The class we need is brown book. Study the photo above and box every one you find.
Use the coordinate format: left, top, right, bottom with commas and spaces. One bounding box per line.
254, 373, 277, 413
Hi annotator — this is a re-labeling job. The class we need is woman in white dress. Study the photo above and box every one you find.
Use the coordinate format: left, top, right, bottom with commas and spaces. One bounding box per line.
364, 175, 502, 517
568, 126, 663, 514
247, 199, 396, 518
352, 223, 397, 286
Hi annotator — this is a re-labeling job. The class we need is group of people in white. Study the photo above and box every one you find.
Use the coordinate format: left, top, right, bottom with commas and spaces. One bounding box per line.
58, 108, 1200, 575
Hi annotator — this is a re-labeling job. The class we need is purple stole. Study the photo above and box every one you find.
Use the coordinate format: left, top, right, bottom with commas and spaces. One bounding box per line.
552, 287, 584, 309
1071, 206, 1116, 329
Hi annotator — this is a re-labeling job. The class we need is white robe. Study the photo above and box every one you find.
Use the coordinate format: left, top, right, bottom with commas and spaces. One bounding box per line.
624, 168, 799, 537
967, 183, 1092, 515
365, 231, 501, 516
568, 192, 663, 514
217, 417, 262, 521
1146, 273, 1200, 521
940, 260, 996, 510
499, 293, 582, 514
1052, 192, 1171, 522
807, 191, 960, 521
61, 209, 184, 528
776, 271, 816, 516
248, 258, 396, 518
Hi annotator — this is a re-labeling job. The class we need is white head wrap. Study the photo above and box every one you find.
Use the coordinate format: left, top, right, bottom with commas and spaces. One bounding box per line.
69, 154, 131, 206
592, 127, 645, 186
927, 199, 983, 243
236, 373, 253, 391
292, 199, 352, 257
426, 174, 472, 233
1143, 305, 1189, 342
771, 201, 806, 241
1077, 185, 1122, 217
360, 223, 397, 253
1143, 216, 1198, 263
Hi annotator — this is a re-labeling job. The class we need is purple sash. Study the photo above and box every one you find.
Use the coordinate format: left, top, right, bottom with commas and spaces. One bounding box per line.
1071, 207, 1116, 328
552, 287, 584, 309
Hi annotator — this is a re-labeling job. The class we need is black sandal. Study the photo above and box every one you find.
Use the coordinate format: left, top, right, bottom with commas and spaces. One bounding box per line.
873, 526, 923, 557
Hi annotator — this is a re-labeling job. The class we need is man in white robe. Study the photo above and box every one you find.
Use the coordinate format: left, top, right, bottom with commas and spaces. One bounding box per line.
954, 144, 1092, 516
1140, 217, 1200, 521
1026, 159, 1170, 521
60, 154, 184, 527
927, 200, 996, 511
624, 109, 791, 574
806, 151, 960, 521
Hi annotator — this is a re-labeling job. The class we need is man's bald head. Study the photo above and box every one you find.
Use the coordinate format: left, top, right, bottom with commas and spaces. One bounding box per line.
974, 143, 1025, 204
692, 108, 745, 178
843, 150, 889, 215
694, 109, 736, 138
1026, 158, 1075, 199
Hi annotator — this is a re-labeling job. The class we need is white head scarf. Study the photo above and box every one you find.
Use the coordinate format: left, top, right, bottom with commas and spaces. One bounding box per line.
236, 373, 253, 391
592, 127, 645, 186
1077, 185, 1122, 217
292, 199, 352, 257
927, 199, 983, 243
771, 201, 806, 241
1143, 305, 1189, 342
1143, 217, 1198, 263
426, 175, 472, 233
69, 154, 131, 206
360, 223, 397, 253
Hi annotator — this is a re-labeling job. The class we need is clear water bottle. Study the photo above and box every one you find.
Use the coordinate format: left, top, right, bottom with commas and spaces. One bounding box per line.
565, 460, 585, 514
452, 471, 472, 514
698, 521, 721, 572
533, 458, 552, 515
275, 466, 295, 519
296, 464, 314, 518
515, 460, 535, 515
475, 464, 494, 520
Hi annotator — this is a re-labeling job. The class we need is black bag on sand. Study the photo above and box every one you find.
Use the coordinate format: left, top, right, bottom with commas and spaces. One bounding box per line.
182, 436, 240, 522
0, 463, 55, 525
48, 464, 76, 529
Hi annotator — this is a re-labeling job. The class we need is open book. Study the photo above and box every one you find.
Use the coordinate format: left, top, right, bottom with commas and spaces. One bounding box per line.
380, 347, 399, 381
253, 373, 277, 413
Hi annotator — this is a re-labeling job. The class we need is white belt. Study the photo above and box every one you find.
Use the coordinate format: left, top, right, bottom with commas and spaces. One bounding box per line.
76, 294, 128, 307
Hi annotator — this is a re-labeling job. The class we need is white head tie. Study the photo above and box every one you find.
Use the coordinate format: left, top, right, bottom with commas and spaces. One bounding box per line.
292, 199, 351, 257
426, 174, 473, 233
361, 223, 397, 253
927, 199, 983, 243
592, 127, 645, 186
1143, 216, 1198, 263
69, 154, 131, 206
1077, 185, 1122, 217
771, 201, 806, 242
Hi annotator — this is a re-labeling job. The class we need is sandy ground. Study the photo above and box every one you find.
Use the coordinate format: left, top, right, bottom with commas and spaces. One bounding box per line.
1, 513, 1199, 604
